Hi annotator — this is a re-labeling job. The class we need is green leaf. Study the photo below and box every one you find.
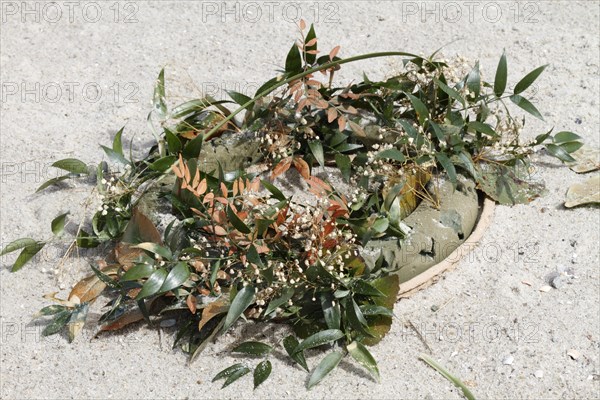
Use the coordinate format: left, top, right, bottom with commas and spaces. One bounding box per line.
164, 128, 182, 154
261, 180, 286, 201
90, 264, 120, 289
1, 238, 37, 256
149, 156, 177, 172
283, 335, 309, 371
253, 360, 272, 389
546, 143, 576, 163
51, 212, 69, 236
372, 217, 389, 234
11, 242, 45, 272
232, 341, 273, 356
113, 127, 124, 157
212, 363, 248, 382
153, 68, 167, 117
347, 341, 380, 381
264, 287, 294, 316
433, 78, 465, 108
334, 153, 351, 183
42, 310, 71, 336
135, 268, 168, 300
52, 158, 88, 175
121, 263, 155, 281
514, 64, 547, 95
101, 145, 129, 165
182, 134, 204, 159
285, 43, 303, 74
467, 121, 498, 137
553, 131, 582, 144
159, 262, 189, 293
222, 366, 250, 388
376, 148, 405, 162
406, 93, 429, 125
293, 329, 344, 354
36, 175, 72, 192
227, 206, 251, 234
254, 76, 282, 98
133, 242, 172, 260
359, 305, 394, 317
436, 152, 458, 188
308, 140, 325, 167
170, 98, 229, 119
76, 229, 100, 248
509, 95, 544, 120
246, 245, 265, 269
222, 285, 255, 332
304, 24, 318, 65
352, 280, 385, 297
420, 354, 476, 400
493, 51, 508, 97
320, 294, 341, 330
307, 351, 344, 389
466, 62, 481, 98
227, 90, 252, 109
559, 141, 584, 154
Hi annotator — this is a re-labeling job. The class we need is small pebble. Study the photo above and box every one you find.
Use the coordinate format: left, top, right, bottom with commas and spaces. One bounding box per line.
431, 305, 439, 312
502, 355, 514, 365
567, 349, 581, 360
534, 370, 544, 378
539, 285, 552, 293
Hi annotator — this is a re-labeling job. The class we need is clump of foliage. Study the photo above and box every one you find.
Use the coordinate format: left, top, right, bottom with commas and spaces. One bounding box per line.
2, 22, 581, 390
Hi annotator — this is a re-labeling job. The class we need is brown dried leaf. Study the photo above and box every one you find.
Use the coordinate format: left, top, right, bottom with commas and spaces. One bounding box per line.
68, 274, 106, 304
186, 294, 197, 314
99, 309, 145, 332
198, 298, 229, 332
293, 157, 311, 180
271, 157, 292, 180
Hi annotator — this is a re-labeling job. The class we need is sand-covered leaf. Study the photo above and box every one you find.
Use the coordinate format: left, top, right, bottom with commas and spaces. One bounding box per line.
565, 175, 600, 208
253, 360, 272, 389
477, 162, 546, 205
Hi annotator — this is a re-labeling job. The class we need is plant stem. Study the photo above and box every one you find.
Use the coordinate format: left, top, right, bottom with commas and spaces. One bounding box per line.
203, 51, 419, 141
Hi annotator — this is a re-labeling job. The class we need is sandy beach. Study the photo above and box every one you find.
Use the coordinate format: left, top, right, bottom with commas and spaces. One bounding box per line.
1, 1, 599, 398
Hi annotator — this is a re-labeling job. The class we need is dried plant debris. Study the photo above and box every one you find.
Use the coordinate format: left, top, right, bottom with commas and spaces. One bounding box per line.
1, 21, 585, 391
566, 146, 600, 173
565, 175, 600, 208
